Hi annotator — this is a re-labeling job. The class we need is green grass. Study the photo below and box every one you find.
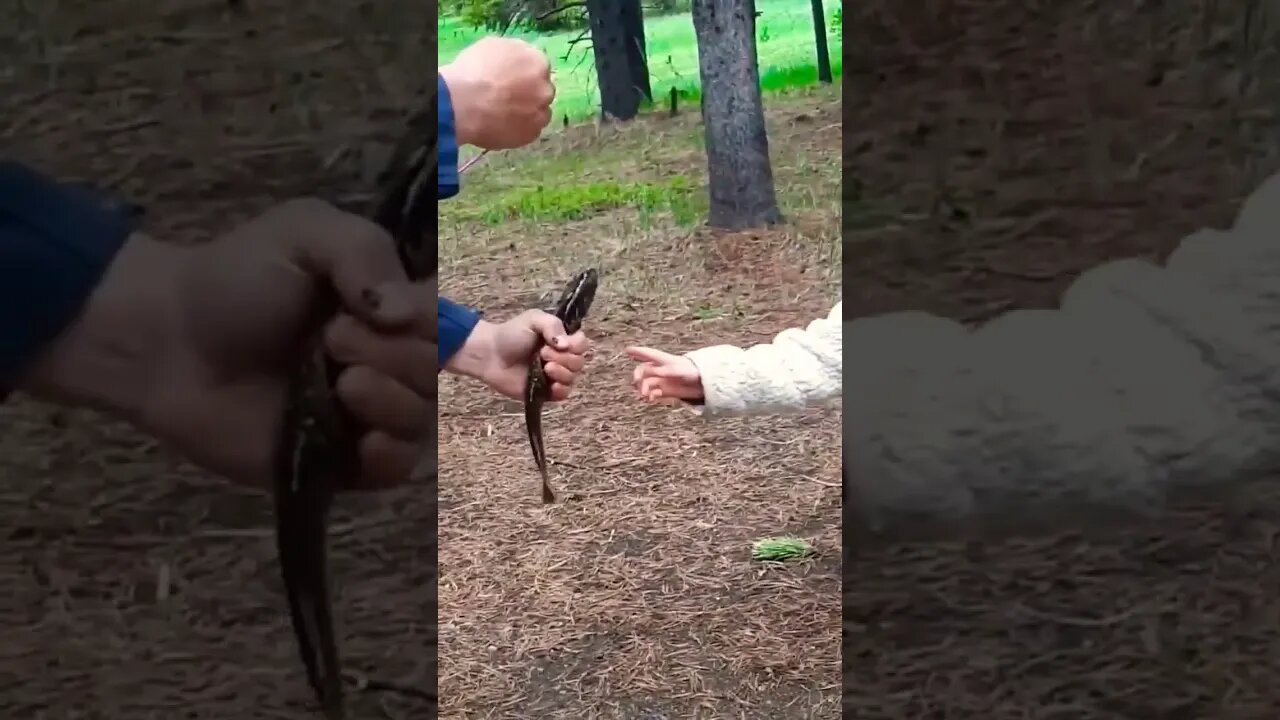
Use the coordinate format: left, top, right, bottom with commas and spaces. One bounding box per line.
439, 81, 842, 275
438, 83, 842, 314
446, 176, 701, 227
751, 536, 816, 562
438, 0, 842, 120
660, 54, 844, 109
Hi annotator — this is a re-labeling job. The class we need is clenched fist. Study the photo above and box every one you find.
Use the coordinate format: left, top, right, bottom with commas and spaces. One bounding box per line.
440, 37, 555, 150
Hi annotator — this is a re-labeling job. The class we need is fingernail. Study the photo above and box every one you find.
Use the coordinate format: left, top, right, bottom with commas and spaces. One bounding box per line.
553, 335, 567, 349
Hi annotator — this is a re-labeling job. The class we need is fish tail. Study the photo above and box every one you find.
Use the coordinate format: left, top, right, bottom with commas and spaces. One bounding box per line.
525, 399, 556, 503
281, 490, 344, 717
274, 425, 345, 716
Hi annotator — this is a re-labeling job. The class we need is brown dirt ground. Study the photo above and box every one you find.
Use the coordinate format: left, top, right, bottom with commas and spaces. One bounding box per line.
843, 1, 1280, 719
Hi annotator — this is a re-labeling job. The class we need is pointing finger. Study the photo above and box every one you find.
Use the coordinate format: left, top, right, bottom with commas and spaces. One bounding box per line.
624, 346, 677, 366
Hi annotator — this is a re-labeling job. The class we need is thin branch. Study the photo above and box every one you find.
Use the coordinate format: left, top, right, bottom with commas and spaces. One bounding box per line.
535, 2, 587, 22
561, 28, 592, 63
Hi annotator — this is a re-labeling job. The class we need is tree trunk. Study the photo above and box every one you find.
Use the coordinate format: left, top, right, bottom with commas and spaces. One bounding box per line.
620, 0, 653, 103
586, 0, 650, 121
691, 0, 783, 229
810, 0, 832, 83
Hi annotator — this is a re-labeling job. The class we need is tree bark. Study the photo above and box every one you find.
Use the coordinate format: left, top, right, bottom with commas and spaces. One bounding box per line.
691, 0, 783, 229
586, 0, 650, 121
810, 0, 832, 83
620, 0, 652, 103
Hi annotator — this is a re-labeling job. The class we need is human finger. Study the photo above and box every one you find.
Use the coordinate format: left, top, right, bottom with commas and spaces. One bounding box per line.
524, 310, 569, 347
335, 365, 430, 442
633, 361, 663, 386
540, 346, 585, 373
365, 275, 437, 339
647, 363, 695, 380
325, 314, 435, 396
547, 381, 574, 402
639, 376, 664, 399
624, 346, 678, 366
266, 198, 411, 328
355, 431, 419, 489
542, 361, 579, 388
531, 46, 551, 77
556, 330, 589, 354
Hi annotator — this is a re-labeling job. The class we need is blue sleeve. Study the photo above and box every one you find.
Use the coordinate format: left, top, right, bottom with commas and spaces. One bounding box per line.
438, 74, 459, 200
437, 75, 480, 365
0, 161, 135, 388
439, 296, 481, 367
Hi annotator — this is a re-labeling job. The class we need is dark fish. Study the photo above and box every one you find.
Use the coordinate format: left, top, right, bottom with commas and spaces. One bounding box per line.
524, 269, 598, 503
273, 104, 437, 720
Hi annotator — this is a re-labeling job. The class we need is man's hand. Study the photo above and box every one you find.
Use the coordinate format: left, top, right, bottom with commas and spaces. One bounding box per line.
440, 37, 555, 150
16, 199, 433, 489
444, 311, 588, 401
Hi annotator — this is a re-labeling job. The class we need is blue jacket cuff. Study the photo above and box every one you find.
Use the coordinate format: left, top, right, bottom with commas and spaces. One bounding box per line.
0, 161, 135, 384
438, 74, 460, 200
439, 296, 481, 367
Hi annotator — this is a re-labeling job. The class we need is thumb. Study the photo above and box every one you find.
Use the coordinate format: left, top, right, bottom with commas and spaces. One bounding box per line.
625, 346, 680, 366
525, 310, 569, 348
275, 198, 410, 326
361, 273, 437, 337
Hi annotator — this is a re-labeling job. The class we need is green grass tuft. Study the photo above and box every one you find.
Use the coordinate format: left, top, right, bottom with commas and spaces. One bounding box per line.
751, 536, 815, 562
452, 176, 700, 226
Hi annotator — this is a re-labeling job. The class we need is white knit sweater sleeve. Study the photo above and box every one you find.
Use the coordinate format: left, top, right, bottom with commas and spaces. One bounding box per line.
846, 170, 1280, 536
682, 301, 842, 416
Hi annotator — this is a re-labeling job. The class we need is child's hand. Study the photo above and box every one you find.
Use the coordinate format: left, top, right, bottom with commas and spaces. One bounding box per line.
625, 346, 704, 403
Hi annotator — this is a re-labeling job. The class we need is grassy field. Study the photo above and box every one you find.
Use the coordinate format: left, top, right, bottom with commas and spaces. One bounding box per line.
439, 0, 843, 120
